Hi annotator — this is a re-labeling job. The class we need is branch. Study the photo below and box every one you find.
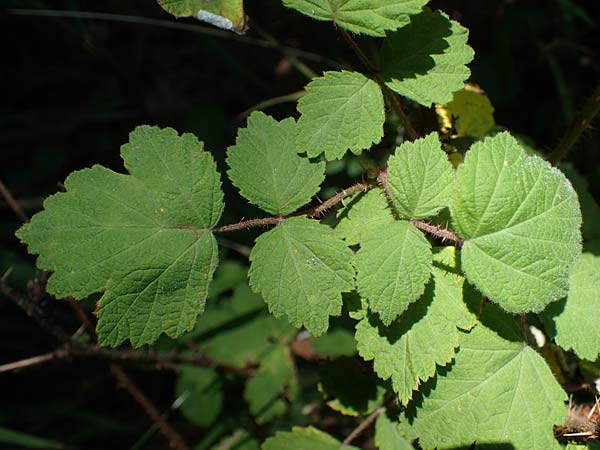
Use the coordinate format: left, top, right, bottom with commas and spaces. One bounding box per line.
548, 82, 600, 165
111, 364, 191, 450
305, 182, 374, 218
337, 28, 419, 141
342, 406, 385, 446
0, 350, 69, 373
410, 219, 463, 246
212, 216, 283, 233
0, 179, 28, 222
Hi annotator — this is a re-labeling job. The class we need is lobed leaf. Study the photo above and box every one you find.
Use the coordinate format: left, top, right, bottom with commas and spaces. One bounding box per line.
355, 221, 432, 325
249, 217, 355, 336
542, 253, 600, 361
356, 247, 479, 404
282, 0, 427, 37
227, 112, 325, 215
296, 71, 385, 160
382, 10, 474, 107
16, 126, 224, 347
386, 132, 453, 219
452, 132, 582, 313
400, 307, 566, 450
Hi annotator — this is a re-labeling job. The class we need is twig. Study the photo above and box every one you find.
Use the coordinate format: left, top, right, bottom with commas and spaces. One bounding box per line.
337, 28, 419, 140
342, 406, 385, 446
305, 182, 374, 218
111, 364, 191, 450
548, 82, 600, 165
216, 237, 251, 258
0, 179, 28, 222
410, 220, 463, 246
0, 349, 69, 373
236, 90, 305, 120
212, 216, 283, 233
7, 9, 345, 70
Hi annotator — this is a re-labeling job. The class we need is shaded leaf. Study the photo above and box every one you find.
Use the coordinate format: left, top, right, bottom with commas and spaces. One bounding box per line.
157, 0, 246, 33
176, 366, 223, 427
262, 426, 360, 450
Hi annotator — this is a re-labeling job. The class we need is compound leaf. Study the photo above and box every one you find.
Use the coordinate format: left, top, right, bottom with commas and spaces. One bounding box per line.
355, 221, 432, 324
297, 71, 384, 160
157, 0, 246, 33
244, 344, 297, 424
386, 132, 453, 219
16, 126, 224, 347
400, 307, 566, 450
382, 10, 474, 107
227, 112, 325, 215
176, 366, 223, 427
356, 247, 479, 404
452, 132, 582, 313
262, 426, 360, 450
282, 0, 427, 37
336, 188, 395, 246
542, 253, 600, 361
249, 217, 355, 336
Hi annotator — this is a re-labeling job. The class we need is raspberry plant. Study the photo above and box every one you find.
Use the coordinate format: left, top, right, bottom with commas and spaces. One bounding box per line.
13, 1, 600, 449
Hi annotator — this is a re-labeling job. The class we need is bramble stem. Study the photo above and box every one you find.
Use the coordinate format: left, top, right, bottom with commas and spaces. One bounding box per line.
410, 220, 463, 246
548, 82, 600, 165
305, 182, 373, 217
337, 28, 419, 141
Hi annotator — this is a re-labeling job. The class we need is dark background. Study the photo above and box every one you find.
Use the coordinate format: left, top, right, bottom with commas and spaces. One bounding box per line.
1, 1, 599, 449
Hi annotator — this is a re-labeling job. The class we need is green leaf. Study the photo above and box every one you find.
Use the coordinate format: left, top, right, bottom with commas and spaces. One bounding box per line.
442, 87, 495, 137
262, 426, 360, 450
561, 163, 600, 248
176, 366, 223, 427
311, 327, 357, 357
227, 112, 325, 215
374, 413, 414, 450
400, 307, 566, 450
318, 357, 386, 416
157, 0, 246, 33
16, 126, 224, 347
244, 344, 297, 424
356, 247, 479, 404
249, 217, 355, 336
452, 132, 582, 313
382, 10, 474, 107
356, 221, 432, 324
0, 427, 65, 449
211, 430, 260, 450
386, 132, 453, 219
542, 253, 600, 361
336, 188, 395, 246
296, 71, 385, 160
282, 0, 427, 37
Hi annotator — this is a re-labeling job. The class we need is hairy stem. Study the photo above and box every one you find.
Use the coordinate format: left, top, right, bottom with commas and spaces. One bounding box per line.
548, 82, 600, 165
337, 28, 419, 140
305, 182, 374, 217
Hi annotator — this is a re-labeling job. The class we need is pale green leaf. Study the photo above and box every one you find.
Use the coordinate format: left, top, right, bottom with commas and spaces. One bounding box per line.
227, 112, 325, 215
16, 126, 224, 347
386, 132, 453, 219
356, 247, 479, 404
452, 132, 582, 313
296, 71, 385, 160
157, 0, 246, 33
542, 253, 600, 361
244, 344, 296, 424
262, 426, 360, 450
318, 357, 386, 416
400, 307, 566, 450
282, 0, 427, 37
382, 10, 474, 107
249, 217, 355, 336
336, 188, 394, 246
176, 366, 223, 427
355, 221, 432, 324
442, 87, 495, 137
374, 413, 414, 450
